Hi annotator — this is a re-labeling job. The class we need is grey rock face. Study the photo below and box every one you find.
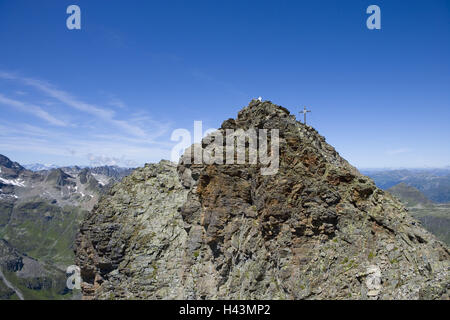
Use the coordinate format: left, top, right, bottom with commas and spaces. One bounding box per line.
0, 239, 24, 272
76, 161, 188, 299
76, 100, 449, 300
0, 155, 24, 179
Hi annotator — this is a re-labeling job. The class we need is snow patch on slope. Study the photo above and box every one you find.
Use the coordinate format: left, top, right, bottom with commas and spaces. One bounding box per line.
0, 177, 26, 187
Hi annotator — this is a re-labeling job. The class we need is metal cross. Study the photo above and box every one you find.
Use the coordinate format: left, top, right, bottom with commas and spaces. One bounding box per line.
299, 106, 311, 125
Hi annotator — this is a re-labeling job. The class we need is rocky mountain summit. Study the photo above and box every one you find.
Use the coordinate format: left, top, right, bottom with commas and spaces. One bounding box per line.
0, 154, 26, 179
76, 100, 449, 300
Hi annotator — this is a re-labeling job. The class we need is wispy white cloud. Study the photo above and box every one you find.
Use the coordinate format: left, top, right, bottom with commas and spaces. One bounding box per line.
0, 128, 171, 167
0, 72, 112, 118
0, 71, 15, 80
0, 71, 169, 139
386, 148, 412, 155
0, 93, 68, 126
0, 71, 175, 166
106, 95, 127, 109
0, 122, 57, 138
87, 153, 137, 167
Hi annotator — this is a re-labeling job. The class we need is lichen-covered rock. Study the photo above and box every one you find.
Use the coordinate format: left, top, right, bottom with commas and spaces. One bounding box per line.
76, 100, 449, 300
76, 161, 188, 299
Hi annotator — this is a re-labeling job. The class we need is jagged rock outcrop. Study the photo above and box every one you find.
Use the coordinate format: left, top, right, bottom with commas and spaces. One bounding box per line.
76, 161, 188, 299
0, 154, 25, 179
0, 240, 24, 272
45, 169, 75, 188
89, 166, 134, 181
75, 100, 449, 300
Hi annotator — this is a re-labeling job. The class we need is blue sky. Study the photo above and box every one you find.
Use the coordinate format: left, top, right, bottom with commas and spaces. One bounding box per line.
0, 0, 449, 168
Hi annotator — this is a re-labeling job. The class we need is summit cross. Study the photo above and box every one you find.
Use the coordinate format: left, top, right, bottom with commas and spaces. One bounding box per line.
299, 106, 311, 125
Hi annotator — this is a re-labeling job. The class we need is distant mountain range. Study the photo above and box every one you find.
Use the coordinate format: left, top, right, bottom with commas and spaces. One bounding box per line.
0, 154, 133, 300
385, 182, 449, 245
367, 170, 450, 244
387, 183, 433, 207
23, 163, 134, 176
22, 164, 60, 171
363, 168, 450, 203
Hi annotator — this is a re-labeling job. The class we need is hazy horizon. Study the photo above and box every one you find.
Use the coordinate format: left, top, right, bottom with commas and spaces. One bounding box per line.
1, 151, 448, 171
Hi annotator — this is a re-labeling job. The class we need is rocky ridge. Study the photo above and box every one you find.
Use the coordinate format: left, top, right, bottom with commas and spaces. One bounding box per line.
76, 100, 449, 300
76, 161, 188, 299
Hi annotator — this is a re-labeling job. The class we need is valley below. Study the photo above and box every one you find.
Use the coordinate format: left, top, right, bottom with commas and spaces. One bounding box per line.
0, 154, 132, 300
